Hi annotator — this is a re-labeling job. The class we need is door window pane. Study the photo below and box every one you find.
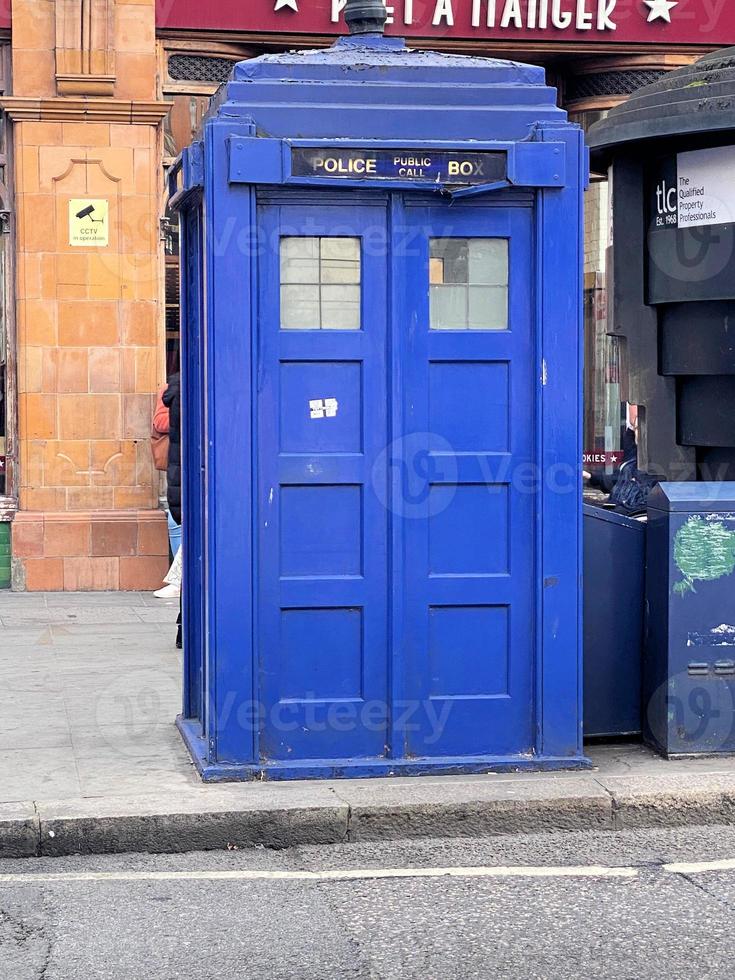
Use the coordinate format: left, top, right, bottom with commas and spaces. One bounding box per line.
281, 285, 320, 330
280, 237, 361, 330
469, 286, 507, 331
430, 238, 508, 330
469, 239, 508, 285
321, 285, 361, 330
431, 286, 467, 331
281, 237, 320, 285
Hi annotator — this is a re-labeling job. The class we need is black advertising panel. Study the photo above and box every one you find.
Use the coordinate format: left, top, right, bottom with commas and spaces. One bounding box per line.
647, 146, 735, 304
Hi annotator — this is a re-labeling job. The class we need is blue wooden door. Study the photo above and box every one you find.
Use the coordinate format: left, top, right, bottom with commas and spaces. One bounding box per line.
397, 202, 536, 758
258, 196, 536, 765
257, 202, 390, 762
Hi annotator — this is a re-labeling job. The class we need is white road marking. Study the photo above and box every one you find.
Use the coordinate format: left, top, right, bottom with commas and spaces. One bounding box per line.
0, 865, 638, 886
664, 858, 735, 875
4, 857, 735, 886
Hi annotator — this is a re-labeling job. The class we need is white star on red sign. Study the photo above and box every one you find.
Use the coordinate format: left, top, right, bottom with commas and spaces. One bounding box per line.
643, 0, 678, 22
274, 0, 299, 12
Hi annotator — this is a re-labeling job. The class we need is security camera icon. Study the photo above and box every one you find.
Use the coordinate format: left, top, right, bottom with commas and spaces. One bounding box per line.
75, 204, 104, 224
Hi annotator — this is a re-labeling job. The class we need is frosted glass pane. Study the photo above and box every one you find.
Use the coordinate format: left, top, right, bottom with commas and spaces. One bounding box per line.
321, 257, 361, 285
468, 286, 508, 330
279, 237, 362, 330
469, 239, 508, 286
320, 237, 360, 261
431, 285, 468, 330
281, 237, 320, 285
321, 285, 361, 330
281, 237, 319, 260
281, 284, 320, 329
281, 257, 320, 284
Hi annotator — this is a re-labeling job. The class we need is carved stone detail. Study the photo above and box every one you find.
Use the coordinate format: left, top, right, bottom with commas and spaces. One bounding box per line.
56, 0, 116, 96
0, 97, 171, 125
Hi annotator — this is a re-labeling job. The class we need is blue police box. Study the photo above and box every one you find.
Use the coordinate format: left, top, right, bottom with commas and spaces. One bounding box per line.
171, 1, 587, 781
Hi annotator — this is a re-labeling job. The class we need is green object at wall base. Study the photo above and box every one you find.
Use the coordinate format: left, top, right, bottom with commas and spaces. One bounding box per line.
0, 523, 10, 589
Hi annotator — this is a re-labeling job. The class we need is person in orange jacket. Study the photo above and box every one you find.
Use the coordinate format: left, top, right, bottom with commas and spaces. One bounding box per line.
153, 378, 182, 599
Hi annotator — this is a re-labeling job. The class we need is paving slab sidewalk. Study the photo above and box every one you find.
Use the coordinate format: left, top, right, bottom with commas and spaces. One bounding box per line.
2, 592, 735, 858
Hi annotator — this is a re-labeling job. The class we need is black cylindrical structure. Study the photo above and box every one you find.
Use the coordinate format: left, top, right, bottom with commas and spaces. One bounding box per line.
588, 49, 735, 482
344, 0, 388, 35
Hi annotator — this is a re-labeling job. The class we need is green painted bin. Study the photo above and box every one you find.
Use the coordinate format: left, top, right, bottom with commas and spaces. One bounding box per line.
0, 522, 11, 590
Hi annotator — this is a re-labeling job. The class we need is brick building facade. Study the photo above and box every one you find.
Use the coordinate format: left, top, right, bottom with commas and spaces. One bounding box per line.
2, 1, 169, 591
0, 1, 729, 590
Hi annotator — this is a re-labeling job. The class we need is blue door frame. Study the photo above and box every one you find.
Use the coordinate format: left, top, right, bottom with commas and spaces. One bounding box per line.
174, 127, 586, 780
180, 202, 206, 725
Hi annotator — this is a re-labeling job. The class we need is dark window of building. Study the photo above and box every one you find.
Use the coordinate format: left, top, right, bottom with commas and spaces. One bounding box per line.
164, 199, 181, 378
570, 108, 634, 481
168, 54, 237, 85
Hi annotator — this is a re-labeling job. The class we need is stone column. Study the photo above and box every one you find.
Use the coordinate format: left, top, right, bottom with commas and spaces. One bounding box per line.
5, 0, 171, 590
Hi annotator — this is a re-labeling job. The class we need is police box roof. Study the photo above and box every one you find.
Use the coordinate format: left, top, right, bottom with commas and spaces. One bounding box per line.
203, 29, 567, 145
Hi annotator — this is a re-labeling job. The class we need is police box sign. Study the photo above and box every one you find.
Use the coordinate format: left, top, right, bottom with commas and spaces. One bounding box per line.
291, 147, 507, 184
648, 145, 735, 305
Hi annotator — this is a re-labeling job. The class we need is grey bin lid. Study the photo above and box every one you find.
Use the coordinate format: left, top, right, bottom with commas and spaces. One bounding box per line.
648, 482, 735, 513
588, 46, 735, 169
583, 502, 646, 531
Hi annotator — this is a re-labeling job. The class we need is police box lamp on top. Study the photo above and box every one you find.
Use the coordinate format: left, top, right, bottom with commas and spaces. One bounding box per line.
344, 0, 388, 34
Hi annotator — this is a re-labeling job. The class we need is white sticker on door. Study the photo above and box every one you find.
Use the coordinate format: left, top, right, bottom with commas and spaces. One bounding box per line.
309, 398, 339, 420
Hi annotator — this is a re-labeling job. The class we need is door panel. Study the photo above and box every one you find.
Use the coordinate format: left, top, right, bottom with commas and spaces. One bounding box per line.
400, 204, 536, 758
257, 204, 390, 761
257, 198, 536, 764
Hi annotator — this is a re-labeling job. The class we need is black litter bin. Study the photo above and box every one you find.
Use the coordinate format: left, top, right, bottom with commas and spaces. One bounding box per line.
584, 502, 644, 737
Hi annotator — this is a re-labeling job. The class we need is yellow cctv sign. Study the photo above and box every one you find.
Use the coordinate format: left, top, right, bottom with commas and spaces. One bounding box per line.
69, 199, 109, 247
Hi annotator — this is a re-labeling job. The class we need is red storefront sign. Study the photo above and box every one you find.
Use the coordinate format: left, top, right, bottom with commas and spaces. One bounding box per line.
156, 0, 735, 45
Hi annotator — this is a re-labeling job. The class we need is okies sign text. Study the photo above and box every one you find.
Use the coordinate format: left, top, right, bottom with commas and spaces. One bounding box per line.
156, 1, 735, 45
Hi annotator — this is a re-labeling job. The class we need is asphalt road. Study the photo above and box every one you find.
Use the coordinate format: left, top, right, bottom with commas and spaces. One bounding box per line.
2, 826, 735, 979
